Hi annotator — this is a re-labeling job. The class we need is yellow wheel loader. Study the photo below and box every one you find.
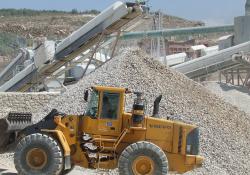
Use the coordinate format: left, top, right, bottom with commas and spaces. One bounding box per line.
0, 86, 204, 174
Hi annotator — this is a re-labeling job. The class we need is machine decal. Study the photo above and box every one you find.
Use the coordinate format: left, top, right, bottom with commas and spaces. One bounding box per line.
149, 124, 172, 130
107, 122, 113, 127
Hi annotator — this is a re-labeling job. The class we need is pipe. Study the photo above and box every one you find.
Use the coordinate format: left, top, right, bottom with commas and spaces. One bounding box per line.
173, 41, 250, 79
115, 25, 234, 40
152, 95, 162, 118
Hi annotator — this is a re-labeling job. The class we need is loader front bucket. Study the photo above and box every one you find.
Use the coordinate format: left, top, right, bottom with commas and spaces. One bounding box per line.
0, 112, 33, 153
0, 118, 10, 152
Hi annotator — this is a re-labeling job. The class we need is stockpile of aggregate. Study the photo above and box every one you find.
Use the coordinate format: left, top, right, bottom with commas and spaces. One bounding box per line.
36, 48, 250, 174
203, 81, 250, 115
2, 49, 250, 174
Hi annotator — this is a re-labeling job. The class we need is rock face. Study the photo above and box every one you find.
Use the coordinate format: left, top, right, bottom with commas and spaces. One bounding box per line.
31, 48, 250, 174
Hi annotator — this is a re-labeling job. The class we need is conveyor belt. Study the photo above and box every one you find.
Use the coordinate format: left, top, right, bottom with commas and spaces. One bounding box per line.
0, 2, 142, 92
173, 41, 250, 79
0, 49, 27, 86
114, 25, 234, 40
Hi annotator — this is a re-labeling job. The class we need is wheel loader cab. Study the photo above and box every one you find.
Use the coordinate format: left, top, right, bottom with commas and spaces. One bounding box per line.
83, 86, 126, 136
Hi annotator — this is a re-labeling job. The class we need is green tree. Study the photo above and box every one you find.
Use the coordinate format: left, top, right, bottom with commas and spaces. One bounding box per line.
71, 8, 78, 14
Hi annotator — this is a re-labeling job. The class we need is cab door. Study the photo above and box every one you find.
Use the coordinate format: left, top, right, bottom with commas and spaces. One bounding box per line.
97, 91, 123, 136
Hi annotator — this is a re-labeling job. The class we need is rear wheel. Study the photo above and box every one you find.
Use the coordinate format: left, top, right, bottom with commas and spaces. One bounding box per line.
14, 133, 64, 175
118, 141, 168, 175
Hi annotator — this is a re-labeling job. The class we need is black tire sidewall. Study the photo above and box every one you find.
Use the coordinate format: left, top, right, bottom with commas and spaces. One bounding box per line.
119, 141, 168, 175
14, 134, 63, 175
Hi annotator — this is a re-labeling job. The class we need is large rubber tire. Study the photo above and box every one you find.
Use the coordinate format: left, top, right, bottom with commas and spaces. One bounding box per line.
118, 141, 168, 175
14, 133, 64, 175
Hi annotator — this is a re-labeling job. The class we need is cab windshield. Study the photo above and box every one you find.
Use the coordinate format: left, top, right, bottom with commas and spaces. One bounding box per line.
85, 89, 99, 118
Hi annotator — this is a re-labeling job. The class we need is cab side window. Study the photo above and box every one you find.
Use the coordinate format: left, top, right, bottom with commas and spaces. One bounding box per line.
101, 92, 120, 119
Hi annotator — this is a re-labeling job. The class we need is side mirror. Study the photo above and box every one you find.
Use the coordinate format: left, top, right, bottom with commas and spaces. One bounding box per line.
84, 90, 89, 102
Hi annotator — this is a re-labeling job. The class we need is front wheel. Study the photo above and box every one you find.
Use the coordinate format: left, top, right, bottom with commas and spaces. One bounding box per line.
14, 133, 64, 175
118, 141, 168, 175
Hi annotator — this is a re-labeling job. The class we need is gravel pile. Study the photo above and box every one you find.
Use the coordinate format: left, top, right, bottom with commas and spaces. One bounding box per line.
2, 48, 250, 174
203, 81, 250, 115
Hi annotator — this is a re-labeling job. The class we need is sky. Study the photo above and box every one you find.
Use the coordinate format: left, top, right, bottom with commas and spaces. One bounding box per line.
0, 0, 246, 26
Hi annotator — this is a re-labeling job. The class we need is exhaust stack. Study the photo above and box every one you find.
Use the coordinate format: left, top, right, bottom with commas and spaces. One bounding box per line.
132, 92, 145, 126
152, 95, 162, 118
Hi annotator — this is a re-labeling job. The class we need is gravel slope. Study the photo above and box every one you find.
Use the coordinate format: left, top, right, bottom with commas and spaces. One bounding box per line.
1, 49, 250, 174
203, 81, 250, 115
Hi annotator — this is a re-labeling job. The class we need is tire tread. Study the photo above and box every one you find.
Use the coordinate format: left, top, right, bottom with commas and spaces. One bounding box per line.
118, 141, 168, 175
14, 133, 64, 175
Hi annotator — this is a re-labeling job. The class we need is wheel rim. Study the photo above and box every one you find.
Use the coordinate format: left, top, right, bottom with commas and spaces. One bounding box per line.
26, 148, 48, 170
132, 156, 155, 175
